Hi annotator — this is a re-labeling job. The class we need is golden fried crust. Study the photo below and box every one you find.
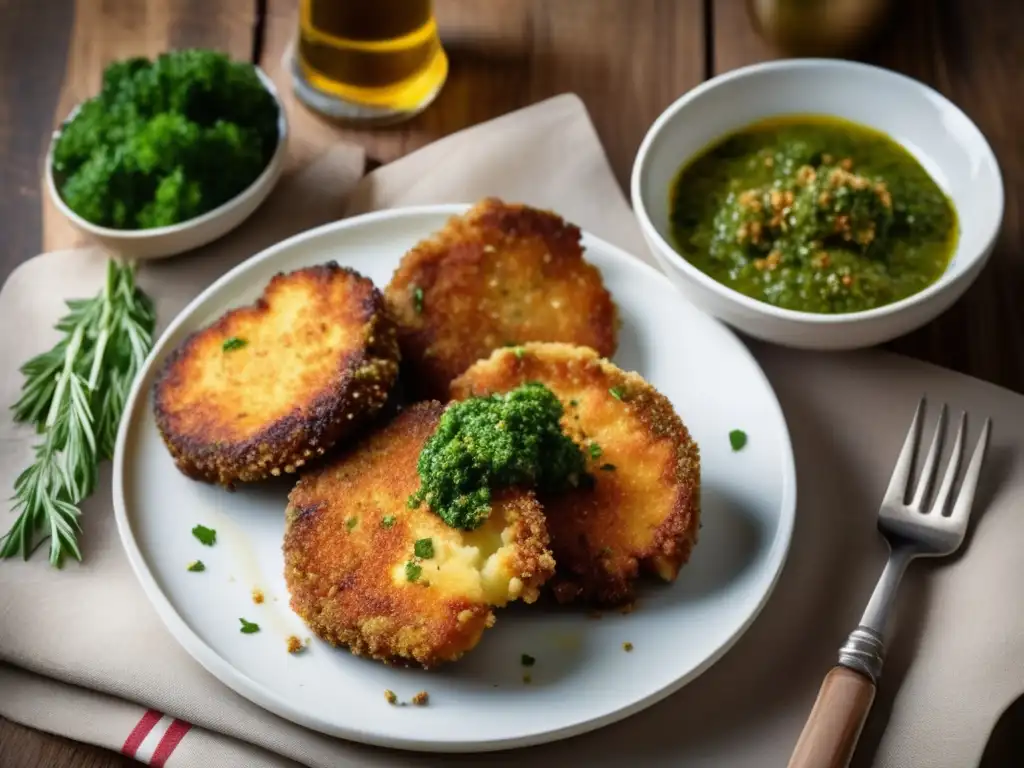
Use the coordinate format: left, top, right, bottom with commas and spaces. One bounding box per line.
283, 402, 555, 669
450, 343, 701, 607
153, 263, 400, 486
385, 198, 618, 399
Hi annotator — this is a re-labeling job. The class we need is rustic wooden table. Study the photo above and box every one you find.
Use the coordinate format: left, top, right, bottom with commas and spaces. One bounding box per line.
0, 0, 1020, 766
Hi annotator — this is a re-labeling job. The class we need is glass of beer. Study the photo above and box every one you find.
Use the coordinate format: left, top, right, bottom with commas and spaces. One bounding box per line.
291, 0, 448, 124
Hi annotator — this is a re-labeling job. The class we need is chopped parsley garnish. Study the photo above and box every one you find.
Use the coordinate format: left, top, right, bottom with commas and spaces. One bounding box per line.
408, 382, 587, 530
521, 653, 536, 667
239, 618, 260, 634
609, 386, 625, 401
345, 516, 358, 531
405, 561, 422, 582
588, 443, 603, 460
729, 429, 748, 451
622, 641, 634, 652
222, 337, 247, 352
512, 346, 525, 359
411, 285, 424, 313
600, 463, 616, 471
191, 524, 216, 546
414, 538, 434, 559
381, 515, 396, 529
186, 560, 205, 572
569, 399, 579, 407
50, 50, 279, 231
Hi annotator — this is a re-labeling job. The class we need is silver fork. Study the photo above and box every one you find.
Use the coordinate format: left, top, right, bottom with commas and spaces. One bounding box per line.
787, 398, 991, 768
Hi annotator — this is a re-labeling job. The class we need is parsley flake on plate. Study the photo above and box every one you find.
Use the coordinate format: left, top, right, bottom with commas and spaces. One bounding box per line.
192, 524, 216, 546
239, 618, 260, 634
186, 560, 205, 572
729, 429, 748, 451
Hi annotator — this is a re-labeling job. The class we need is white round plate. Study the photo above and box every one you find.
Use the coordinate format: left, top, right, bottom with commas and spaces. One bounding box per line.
113, 204, 796, 753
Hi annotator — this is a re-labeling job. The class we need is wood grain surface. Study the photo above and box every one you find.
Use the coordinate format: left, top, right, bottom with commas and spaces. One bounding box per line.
0, 0, 1021, 766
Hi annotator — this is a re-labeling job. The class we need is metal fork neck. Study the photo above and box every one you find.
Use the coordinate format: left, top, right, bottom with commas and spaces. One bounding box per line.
860, 546, 914, 635
837, 546, 914, 684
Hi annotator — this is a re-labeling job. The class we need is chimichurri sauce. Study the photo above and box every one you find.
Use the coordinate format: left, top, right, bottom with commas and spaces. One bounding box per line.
669, 116, 958, 314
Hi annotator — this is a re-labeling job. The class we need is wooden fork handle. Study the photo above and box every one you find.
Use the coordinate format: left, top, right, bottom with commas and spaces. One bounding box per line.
787, 665, 876, 768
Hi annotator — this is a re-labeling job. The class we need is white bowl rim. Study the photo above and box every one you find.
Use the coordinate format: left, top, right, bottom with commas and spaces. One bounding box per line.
45, 64, 289, 241
630, 57, 1005, 326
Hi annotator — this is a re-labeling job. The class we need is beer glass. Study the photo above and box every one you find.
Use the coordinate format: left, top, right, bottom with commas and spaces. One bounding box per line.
291, 0, 448, 124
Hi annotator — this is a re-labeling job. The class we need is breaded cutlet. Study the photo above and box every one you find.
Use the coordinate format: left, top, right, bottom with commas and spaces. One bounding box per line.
153, 262, 400, 486
385, 198, 618, 399
450, 343, 701, 607
283, 401, 555, 669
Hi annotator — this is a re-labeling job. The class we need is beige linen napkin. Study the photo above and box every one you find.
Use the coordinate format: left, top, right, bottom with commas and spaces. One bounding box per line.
1, 93, 1021, 768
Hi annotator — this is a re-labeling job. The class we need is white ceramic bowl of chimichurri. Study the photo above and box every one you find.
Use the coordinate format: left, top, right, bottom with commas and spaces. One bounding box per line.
631, 58, 1003, 350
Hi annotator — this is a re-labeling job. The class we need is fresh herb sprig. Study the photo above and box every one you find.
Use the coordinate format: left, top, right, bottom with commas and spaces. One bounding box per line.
1, 260, 156, 567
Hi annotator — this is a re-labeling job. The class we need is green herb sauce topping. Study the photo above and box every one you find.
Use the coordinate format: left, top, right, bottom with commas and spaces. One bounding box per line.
408, 382, 587, 530
414, 538, 434, 559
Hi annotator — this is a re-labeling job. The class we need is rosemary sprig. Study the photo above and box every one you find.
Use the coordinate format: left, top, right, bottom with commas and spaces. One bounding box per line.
1, 259, 156, 567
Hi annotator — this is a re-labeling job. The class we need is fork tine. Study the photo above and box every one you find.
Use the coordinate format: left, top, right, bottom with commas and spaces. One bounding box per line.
911, 403, 947, 510
948, 417, 991, 522
883, 397, 925, 506
931, 411, 966, 516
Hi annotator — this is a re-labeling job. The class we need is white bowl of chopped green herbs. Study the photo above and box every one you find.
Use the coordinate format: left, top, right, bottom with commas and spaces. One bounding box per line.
631, 58, 1003, 350
46, 49, 288, 260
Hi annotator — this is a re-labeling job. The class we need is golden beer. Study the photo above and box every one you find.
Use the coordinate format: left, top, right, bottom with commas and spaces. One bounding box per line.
292, 0, 448, 123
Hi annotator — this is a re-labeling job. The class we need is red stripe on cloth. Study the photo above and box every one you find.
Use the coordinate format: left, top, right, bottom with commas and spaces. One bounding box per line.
149, 718, 192, 768
121, 709, 163, 757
